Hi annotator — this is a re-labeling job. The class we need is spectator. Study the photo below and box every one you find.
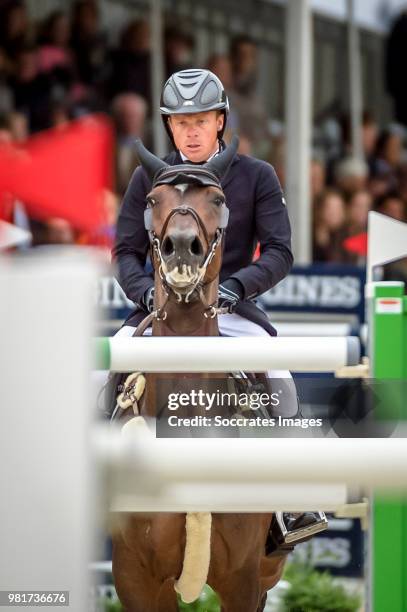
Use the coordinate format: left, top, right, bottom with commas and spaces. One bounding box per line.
361, 111, 379, 162
334, 156, 368, 197
230, 34, 258, 94
45, 217, 75, 244
325, 111, 378, 185
374, 192, 406, 222
0, 110, 27, 144
207, 53, 232, 89
370, 127, 403, 191
111, 92, 148, 194
0, 47, 14, 114
164, 26, 194, 77
339, 111, 379, 160
9, 45, 54, 131
108, 19, 151, 105
312, 189, 347, 262
37, 11, 73, 76
397, 165, 407, 203
6, 109, 28, 141
70, 1, 107, 88
207, 53, 239, 136
228, 35, 269, 157
49, 100, 73, 128
310, 156, 326, 200
368, 174, 392, 200
0, 112, 13, 143
346, 189, 372, 235
0, 1, 33, 61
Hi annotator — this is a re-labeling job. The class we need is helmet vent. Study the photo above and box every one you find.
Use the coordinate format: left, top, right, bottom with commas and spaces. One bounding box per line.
162, 83, 179, 108
173, 70, 207, 99
180, 71, 202, 78
200, 80, 219, 105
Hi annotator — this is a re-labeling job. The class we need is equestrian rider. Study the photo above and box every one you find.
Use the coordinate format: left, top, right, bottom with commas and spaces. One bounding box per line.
112, 68, 328, 551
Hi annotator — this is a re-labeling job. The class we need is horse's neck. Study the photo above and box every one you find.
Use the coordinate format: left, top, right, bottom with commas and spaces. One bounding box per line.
152, 279, 219, 336
142, 279, 221, 418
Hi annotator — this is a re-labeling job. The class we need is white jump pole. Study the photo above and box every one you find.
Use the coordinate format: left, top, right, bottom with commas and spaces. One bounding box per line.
95, 335, 360, 372
94, 429, 407, 491
0, 250, 97, 611
110, 483, 348, 513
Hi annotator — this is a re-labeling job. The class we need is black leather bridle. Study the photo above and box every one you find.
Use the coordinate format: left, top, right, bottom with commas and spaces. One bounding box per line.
144, 165, 230, 305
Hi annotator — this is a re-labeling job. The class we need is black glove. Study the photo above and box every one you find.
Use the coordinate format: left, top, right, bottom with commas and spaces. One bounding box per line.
218, 278, 244, 313
142, 286, 155, 313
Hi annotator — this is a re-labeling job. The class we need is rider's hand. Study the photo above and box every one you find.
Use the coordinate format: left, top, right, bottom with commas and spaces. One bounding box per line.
218, 278, 244, 313
142, 286, 155, 313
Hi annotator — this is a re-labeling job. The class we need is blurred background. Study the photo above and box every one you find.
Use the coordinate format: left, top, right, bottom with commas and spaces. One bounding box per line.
1, 0, 407, 270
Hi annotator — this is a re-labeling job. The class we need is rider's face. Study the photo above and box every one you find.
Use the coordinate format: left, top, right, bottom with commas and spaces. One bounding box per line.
168, 111, 224, 162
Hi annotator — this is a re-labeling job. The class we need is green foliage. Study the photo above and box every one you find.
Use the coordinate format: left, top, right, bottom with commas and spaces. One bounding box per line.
98, 584, 220, 612
281, 561, 361, 612
100, 597, 123, 612
177, 584, 221, 612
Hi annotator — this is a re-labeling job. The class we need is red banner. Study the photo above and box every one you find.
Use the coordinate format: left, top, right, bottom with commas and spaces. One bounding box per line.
0, 115, 113, 232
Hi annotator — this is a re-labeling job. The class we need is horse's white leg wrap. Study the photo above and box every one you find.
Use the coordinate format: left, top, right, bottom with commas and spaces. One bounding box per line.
174, 512, 212, 604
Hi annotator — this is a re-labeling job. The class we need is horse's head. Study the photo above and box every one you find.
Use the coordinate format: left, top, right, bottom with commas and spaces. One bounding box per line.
135, 136, 238, 305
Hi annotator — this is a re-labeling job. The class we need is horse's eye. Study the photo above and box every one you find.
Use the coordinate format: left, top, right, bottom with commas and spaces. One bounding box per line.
213, 196, 225, 207
147, 196, 157, 207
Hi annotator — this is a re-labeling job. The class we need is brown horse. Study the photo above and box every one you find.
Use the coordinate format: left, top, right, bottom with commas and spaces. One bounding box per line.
110, 137, 289, 612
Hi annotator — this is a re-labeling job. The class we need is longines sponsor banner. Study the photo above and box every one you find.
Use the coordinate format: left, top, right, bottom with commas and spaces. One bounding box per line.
258, 264, 366, 321
96, 275, 135, 312
97, 265, 366, 323
294, 518, 363, 578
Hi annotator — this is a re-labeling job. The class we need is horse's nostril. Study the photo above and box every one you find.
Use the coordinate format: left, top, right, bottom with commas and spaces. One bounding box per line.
190, 237, 203, 256
162, 236, 174, 256
163, 232, 203, 259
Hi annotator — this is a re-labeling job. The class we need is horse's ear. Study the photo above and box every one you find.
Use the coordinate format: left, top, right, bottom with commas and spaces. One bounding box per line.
134, 139, 169, 182
204, 134, 239, 181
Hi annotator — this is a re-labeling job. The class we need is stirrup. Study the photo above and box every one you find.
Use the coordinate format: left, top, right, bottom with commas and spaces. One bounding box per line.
276, 511, 328, 545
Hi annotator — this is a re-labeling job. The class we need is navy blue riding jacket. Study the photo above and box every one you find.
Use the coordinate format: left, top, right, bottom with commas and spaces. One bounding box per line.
112, 146, 293, 335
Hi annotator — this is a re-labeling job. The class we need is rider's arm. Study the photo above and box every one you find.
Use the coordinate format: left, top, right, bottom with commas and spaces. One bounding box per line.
230, 161, 293, 299
112, 166, 154, 305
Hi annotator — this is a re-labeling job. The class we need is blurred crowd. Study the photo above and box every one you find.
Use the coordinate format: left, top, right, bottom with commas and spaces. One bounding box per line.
1, 0, 407, 269
308, 113, 406, 266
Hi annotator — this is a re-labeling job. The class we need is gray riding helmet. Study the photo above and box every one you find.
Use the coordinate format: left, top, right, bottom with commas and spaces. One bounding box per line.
160, 68, 229, 144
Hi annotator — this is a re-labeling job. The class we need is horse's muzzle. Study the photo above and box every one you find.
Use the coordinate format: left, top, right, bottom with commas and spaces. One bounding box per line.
161, 228, 205, 289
